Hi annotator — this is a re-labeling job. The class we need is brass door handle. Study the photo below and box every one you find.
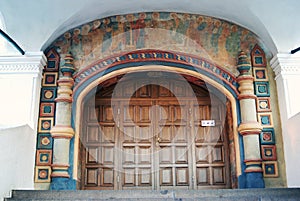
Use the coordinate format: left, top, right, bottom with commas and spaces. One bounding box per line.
155, 136, 161, 146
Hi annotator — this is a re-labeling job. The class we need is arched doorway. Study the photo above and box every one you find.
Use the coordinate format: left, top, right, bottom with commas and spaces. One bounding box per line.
79, 71, 235, 190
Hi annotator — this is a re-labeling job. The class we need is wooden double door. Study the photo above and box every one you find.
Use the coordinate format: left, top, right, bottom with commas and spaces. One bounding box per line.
81, 82, 230, 190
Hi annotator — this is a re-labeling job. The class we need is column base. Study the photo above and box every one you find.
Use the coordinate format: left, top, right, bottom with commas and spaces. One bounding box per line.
245, 172, 265, 188
50, 177, 77, 190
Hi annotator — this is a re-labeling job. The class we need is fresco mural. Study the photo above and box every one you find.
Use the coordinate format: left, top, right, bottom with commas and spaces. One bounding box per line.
49, 12, 263, 75
35, 12, 287, 190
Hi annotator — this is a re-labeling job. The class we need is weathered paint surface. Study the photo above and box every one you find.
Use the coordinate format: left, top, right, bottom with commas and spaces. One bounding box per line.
49, 12, 264, 75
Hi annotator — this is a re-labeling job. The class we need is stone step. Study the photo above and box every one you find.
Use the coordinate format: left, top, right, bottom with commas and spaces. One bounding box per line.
5, 188, 300, 201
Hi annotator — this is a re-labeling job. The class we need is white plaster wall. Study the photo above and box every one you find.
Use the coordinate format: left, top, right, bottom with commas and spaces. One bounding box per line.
0, 53, 45, 200
285, 113, 300, 187
0, 74, 39, 128
284, 76, 300, 118
282, 76, 300, 187
0, 125, 36, 200
271, 54, 300, 187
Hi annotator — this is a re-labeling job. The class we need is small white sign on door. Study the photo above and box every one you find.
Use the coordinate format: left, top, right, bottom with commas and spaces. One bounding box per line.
201, 120, 215, 127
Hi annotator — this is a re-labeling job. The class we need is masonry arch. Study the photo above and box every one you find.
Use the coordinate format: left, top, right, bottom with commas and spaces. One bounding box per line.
72, 59, 241, 189
41, 12, 273, 189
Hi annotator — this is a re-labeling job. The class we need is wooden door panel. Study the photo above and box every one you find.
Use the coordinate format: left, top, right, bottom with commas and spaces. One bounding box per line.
212, 167, 225, 184
101, 168, 114, 187
176, 168, 189, 185
86, 126, 100, 143
193, 105, 209, 121
85, 168, 98, 186
137, 105, 151, 123
156, 101, 190, 189
139, 168, 152, 186
136, 84, 152, 98
174, 126, 187, 143
157, 82, 172, 97
138, 126, 151, 142
159, 126, 172, 142
212, 145, 224, 163
123, 105, 135, 122
175, 146, 188, 164
102, 146, 114, 164
103, 106, 114, 122
88, 106, 99, 122
120, 101, 153, 190
196, 167, 209, 185
158, 105, 170, 122
82, 103, 117, 190
160, 168, 173, 186
123, 126, 135, 142
195, 146, 209, 163
101, 126, 115, 142
138, 146, 151, 164
194, 126, 206, 143
123, 146, 135, 164
123, 168, 135, 186
82, 82, 231, 190
159, 146, 172, 164
86, 147, 98, 163
173, 105, 187, 123
210, 127, 223, 142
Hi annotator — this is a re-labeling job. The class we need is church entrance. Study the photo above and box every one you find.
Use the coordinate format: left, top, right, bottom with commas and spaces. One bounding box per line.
80, 71, 231, 190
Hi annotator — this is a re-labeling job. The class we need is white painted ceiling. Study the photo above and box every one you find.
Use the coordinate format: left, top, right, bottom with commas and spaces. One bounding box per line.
0, 0, 300, 56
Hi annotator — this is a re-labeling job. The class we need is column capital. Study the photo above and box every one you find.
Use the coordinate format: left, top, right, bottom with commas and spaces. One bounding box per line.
237, 51, 252, 76
270, 53, 300, 79
61, 54, 75, 75
55, 54, 75, 104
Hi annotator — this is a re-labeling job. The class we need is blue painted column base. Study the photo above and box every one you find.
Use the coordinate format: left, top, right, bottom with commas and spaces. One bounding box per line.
50, 178, 77, 190
245, 172, 265, 188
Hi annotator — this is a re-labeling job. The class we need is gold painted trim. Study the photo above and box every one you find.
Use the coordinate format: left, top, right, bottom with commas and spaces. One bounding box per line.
35, 166, 52, 183
72, 65, 241, 180
253, 67, 269, 81
42, 72, 58, 87
262, 161, 279, 178
257, 112, 274, 128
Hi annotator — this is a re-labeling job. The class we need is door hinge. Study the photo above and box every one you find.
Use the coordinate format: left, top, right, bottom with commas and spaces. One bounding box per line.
188, 108, 192, 114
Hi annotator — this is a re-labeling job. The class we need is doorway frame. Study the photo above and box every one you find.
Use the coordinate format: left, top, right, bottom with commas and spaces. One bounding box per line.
72, 64, 241, 187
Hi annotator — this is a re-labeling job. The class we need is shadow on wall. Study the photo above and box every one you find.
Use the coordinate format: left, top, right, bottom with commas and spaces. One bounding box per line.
0, 124, 36, 200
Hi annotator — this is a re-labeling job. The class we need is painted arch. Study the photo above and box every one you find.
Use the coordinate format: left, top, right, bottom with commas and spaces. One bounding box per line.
71, 57, 241, 184
35, 12, 285, 189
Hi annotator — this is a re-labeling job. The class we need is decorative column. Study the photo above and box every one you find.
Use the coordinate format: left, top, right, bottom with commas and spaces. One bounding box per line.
50, 54, 75, 189
237, 51, 264, 188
